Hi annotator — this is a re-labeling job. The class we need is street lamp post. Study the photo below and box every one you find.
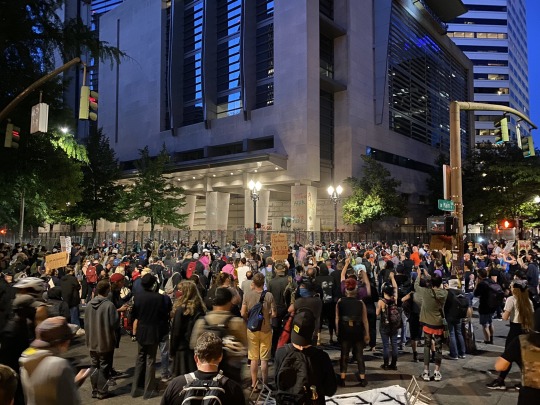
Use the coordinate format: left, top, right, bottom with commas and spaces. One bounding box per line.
249, 180, 262, 244
327, 185, 343, 241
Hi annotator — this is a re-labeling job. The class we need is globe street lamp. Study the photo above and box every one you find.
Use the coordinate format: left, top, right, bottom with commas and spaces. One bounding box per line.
327, 185, 343, 240
249, 180, 262, 244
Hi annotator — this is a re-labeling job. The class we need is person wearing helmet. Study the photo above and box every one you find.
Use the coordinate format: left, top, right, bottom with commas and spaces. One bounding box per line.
13, 277, 49, 326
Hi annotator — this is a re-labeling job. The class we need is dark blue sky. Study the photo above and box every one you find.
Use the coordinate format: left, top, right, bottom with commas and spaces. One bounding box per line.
527, 0, 539, 144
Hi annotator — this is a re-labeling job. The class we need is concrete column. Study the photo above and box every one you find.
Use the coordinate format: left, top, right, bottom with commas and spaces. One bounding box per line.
180, 195, 197, 230
206, 192, 230, 230
291, 185, 317, 231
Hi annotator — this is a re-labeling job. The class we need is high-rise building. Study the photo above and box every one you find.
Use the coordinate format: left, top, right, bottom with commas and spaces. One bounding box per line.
96, 0, 473, 234
447, 0, 531, 143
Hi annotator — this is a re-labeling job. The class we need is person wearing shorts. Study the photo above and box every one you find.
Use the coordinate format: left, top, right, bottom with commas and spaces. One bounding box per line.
241, 273, 276, 391
475, 268, 495, 344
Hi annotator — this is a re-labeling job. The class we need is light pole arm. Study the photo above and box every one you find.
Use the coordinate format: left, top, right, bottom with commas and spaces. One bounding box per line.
0, 57, 83, 124
455, 101, 537, 129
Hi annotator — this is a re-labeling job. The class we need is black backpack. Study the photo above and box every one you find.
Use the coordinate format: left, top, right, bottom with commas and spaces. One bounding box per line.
449, 290, 469, 320
486, 280, 505, 311
275, 344, 316, 405
178, 371, 229, 404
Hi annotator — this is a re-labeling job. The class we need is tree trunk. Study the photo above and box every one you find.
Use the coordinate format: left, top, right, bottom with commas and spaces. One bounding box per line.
150, 217, 154, 240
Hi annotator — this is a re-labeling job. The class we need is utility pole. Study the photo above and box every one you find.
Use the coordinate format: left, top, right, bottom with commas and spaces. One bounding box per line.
449, 101, 537, 278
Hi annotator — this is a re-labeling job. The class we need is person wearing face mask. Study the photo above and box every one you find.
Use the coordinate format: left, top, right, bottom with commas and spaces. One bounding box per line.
288, 278, 323, 346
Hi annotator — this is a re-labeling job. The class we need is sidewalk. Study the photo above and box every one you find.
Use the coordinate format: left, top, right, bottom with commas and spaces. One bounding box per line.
66, 315, 520, 404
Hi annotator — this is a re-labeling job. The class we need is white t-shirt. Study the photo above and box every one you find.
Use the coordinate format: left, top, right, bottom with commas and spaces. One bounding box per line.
236, 265, 251, 287
504, 295, 534, 324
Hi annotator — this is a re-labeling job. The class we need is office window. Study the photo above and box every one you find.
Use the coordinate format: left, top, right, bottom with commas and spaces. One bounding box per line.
320, 35, 334, 78
216, 0, 243, 118
255, 0, 274, 109
320, 91, 334, 161
320, 0, 334, 20
387, 3, 470, 155
183, 0, 204, 126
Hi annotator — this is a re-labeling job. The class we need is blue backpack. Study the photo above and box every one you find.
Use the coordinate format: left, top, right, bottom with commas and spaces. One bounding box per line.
247, 291, 267, 332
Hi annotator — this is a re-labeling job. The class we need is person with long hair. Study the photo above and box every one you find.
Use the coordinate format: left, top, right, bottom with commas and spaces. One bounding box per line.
170, 281, 207, 377
486, 279, 534, 390
336, 278, 370, 387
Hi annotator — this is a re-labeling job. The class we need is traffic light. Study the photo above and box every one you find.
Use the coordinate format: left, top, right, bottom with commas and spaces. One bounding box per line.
499, 219, 516, 229
494, 117, 509, 144
521, 136, 535, 158
4, 123, 20, 148
79, 85, 98, 121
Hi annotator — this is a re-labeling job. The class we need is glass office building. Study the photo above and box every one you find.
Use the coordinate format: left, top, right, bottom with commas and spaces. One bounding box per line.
447, 0, 531, 142
94, 0, 473, 233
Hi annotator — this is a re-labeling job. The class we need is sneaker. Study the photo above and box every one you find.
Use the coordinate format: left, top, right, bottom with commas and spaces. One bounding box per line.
380, 364, 389, 370
514, 383, 521, 391
358, 379, 368, 387
486, 379, 506, 390
161, 375, 172, 383
106, 378, 117, 387
458, 355, 466, 359
434, 371, 442, 381
446, 355, 458, 360
421, 371, 431, 381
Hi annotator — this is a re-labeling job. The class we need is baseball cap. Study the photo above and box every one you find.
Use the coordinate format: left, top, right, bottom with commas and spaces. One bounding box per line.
193, 253, 200, 259
31, 316, 74, 348
291, 310, 316, 346
110, 273, 124, 283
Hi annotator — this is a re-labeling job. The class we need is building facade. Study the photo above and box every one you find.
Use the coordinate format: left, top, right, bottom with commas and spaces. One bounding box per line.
447, 0, 531, 143
96, 0, 474, 234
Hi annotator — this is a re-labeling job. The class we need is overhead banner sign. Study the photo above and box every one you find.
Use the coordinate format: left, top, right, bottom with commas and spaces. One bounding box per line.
271, 233, 288, 260
45, 252, 69, 270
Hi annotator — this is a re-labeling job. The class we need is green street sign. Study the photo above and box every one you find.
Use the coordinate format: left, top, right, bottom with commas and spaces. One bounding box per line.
438, 199, 455, 211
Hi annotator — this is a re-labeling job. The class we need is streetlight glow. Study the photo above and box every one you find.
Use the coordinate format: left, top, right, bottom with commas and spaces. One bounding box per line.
534, 196, 540, 204
60, 127, 69, 134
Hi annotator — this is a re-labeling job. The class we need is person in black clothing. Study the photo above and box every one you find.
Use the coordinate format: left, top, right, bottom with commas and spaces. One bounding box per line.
336, 278, 370, 387
131, 274, 168, 399
315, 264, 337, 345
60, 266, 81, 326
474, 268, 495, 344
268, 261, 291, 356
46, 286, 70, 319
402, 252, 414, 277
274, 310, 337, 404
160, 332, 245, 405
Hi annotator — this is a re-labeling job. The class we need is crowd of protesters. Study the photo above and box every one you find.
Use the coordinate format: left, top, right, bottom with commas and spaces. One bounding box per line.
0, 237, 540, 404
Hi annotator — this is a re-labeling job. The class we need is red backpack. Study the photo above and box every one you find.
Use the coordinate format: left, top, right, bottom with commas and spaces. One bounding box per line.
86, 265, 98, 284
186, 261, 197, 279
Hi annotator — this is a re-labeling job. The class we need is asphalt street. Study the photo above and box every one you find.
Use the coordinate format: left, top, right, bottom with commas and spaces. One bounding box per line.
64, 314, 520, 404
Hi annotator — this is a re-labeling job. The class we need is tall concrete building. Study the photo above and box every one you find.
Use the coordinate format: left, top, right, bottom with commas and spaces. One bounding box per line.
447, 0, 531, 143
96, 0, 473, 235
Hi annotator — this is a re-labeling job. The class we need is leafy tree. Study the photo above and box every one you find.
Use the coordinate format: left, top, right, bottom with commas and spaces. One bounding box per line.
342, 156, 406, 226
65, 129, 122, 236
0, 0, 124, 234
462, 143, 540, 229
0, 129, 86, 230
120, 146, 188, 238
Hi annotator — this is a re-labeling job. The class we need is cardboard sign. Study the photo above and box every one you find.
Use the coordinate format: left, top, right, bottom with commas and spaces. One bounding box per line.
517, 240, 531, 253
271, 233, 288, 260
45, 252, 69, 270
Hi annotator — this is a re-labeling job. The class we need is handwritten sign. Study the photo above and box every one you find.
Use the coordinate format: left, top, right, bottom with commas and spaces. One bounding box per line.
271, 234, 288, 260
45, 252, 69, 270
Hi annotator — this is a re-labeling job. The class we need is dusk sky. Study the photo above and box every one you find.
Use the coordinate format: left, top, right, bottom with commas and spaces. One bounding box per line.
527, 0, 539, 145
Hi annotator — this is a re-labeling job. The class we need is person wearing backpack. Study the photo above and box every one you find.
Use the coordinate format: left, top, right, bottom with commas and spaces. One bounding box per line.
474, 267, 498, 344
161, 331, 246, 405
190, 287, 247, 384
241, 272, 276, 391
274, 310, 337, 405
376, 283, 401, 371
336, 278, 370, 387
414, 270, 448, 382
444, 279, 468, 360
